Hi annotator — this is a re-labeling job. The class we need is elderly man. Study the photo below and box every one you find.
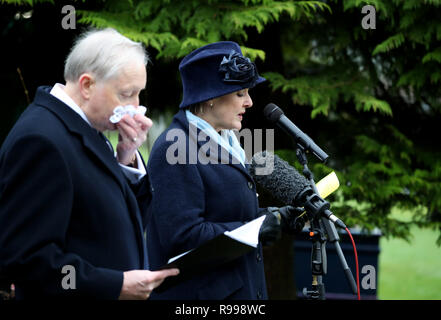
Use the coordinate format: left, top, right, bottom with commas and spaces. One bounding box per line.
0, 28, 178, 300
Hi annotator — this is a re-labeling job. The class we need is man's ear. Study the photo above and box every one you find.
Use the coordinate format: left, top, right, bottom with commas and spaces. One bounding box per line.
78, 73, 95, 100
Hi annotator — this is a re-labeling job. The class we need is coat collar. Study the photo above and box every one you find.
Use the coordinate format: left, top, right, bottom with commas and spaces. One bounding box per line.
172, 109, 252, 178
33, 86, 127, 193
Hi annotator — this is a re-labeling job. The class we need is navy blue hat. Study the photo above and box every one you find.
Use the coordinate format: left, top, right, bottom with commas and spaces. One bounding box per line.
179, 41, 266, 109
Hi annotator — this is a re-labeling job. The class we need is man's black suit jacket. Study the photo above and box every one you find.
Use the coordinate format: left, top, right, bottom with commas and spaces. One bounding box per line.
0, 86, 150, 299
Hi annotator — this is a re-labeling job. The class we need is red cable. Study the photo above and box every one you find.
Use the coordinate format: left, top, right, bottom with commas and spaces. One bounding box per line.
345, 227, 361, 300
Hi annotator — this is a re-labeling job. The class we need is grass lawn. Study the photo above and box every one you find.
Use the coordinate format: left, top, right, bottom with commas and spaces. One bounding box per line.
378, 226, 441, 300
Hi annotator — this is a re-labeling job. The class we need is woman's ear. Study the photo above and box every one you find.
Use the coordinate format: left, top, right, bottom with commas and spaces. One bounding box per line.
202, 100, 214, 109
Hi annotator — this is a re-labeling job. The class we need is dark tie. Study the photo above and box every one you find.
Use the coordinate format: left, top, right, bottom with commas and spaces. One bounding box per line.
97, 131, 114, 153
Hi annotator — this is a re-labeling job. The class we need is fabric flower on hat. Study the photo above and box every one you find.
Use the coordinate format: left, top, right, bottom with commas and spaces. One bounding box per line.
218, 50, 259, 87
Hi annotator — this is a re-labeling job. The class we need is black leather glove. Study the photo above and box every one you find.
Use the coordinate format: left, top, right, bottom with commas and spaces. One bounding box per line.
258, 208, 282, 246
258, 206, 307, 246
278, 205, 307, 235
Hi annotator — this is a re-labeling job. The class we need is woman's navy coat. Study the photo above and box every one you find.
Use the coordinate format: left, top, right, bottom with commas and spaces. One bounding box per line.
146, 109, 268, 300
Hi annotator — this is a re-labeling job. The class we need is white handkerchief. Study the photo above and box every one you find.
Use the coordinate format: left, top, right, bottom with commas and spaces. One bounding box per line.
109, 105, 147, 124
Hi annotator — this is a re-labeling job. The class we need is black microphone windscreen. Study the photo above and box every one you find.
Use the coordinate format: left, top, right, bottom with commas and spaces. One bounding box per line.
250, 151, 310, 206
263, 103, 284, 123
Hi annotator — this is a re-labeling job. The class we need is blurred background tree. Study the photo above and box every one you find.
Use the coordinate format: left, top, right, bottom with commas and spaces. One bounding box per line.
3, 0, 440, 242
1, 0, 441, 299
79, 0, 441, 245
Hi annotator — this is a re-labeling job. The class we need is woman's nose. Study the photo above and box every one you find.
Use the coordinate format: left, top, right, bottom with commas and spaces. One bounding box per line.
244, 93, 253, 108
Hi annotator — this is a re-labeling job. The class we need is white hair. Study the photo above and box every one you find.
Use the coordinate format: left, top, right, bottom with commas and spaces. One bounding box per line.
64, 28, 149, 82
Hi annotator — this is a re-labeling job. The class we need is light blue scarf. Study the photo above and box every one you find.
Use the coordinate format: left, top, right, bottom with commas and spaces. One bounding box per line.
185, 110, 246, 167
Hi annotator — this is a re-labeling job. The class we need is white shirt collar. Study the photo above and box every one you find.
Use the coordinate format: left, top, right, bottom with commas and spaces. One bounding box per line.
50, 83, 91, 126
50, 84, 146, 179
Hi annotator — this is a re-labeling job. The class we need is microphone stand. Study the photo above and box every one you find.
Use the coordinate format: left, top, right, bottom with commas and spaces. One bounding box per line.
295, 148, 358, 300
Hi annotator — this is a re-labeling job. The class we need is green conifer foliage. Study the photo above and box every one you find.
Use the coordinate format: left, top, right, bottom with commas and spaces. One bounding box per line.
77, 0, 330, 60
3, 0, 441, 243
268, 0, 441, 243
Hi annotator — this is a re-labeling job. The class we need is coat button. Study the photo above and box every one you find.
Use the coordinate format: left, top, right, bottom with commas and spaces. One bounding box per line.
256, 253, 262, 262
248, 181, 253, 189
257, 291, 263, 299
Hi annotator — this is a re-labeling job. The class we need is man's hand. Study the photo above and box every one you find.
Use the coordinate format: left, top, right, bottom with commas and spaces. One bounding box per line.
119, 268, 179, 300
116, 113, 153, 166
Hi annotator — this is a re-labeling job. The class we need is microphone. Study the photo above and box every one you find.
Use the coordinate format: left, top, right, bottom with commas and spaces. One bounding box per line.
250, 151, 346, 229
263, 103, 329, 163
